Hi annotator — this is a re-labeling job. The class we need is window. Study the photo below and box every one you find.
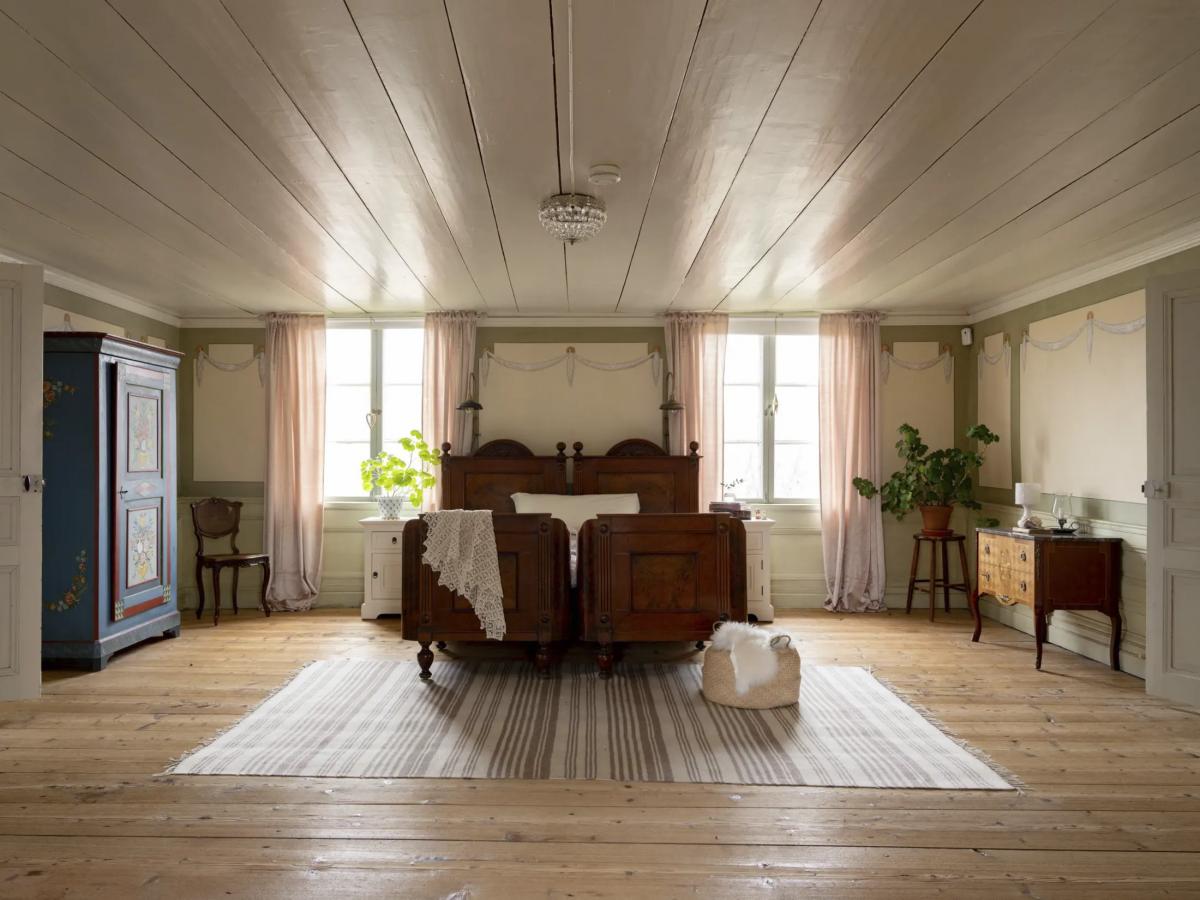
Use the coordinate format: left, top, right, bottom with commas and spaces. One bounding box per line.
324, 324, 423, 499
722, 324, 819, 502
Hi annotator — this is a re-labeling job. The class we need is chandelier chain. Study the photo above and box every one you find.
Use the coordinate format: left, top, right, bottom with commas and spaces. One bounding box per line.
568, 0, 576, 194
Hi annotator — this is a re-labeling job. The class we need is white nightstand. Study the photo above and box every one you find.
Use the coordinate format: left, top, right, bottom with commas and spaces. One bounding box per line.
359, 517, 410, 619
744, 518, 775, 623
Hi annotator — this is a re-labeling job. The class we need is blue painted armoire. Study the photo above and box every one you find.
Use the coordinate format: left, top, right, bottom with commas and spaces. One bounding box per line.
42, 333, 182, 670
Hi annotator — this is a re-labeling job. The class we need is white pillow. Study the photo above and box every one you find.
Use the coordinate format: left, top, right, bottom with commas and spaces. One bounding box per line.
511, 492, 640, 535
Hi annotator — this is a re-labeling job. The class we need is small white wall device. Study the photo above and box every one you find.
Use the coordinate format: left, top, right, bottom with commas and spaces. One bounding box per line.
961, 326, 974, 346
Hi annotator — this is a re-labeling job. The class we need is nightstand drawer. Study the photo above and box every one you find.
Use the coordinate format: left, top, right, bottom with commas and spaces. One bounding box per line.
370, 531, 404, 550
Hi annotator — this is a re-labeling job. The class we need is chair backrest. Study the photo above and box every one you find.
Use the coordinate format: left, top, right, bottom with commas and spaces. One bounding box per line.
191, 498, 243, 556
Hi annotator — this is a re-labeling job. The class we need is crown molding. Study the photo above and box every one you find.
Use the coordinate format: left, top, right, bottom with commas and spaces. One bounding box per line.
966, 221, 1200, 324
179, 316, 264, 329
0, 250, 185, 328
480, 315, 663, 327
880, 311, 969, 326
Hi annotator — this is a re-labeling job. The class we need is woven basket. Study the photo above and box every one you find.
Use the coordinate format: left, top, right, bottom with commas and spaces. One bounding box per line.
701, 636, 801, 709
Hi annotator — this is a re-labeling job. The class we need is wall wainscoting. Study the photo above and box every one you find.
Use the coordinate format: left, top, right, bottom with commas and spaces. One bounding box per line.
762, 504, 977, 611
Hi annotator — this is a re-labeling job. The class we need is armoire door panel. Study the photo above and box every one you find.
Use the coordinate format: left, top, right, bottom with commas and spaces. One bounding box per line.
112, 362, 170, 622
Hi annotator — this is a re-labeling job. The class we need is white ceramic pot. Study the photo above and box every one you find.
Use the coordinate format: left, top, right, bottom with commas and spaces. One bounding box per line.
377, 495, 405, 520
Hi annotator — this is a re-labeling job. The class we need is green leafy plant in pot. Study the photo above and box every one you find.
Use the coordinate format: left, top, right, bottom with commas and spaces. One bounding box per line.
852, 423, 1000, 535
360, 430, 440, 519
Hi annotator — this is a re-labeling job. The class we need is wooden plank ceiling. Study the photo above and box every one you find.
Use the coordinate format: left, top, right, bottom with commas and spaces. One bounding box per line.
0, 0, 1198, 319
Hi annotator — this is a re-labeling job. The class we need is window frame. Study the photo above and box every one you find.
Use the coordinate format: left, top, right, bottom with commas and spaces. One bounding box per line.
324, 319, 423, 503
724, 318, 819, 505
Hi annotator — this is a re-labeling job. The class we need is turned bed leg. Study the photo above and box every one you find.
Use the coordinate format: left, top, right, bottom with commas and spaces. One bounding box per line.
535, 642, 552, 679
436, 641, 447, 651
597, 642, 614, 679
417, 641, 434, 680
695, 640, 705, 651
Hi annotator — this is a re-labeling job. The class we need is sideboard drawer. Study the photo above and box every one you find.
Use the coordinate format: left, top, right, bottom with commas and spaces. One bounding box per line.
977, 563, 1004, 594
979, 534, 1012, 568
1009, 572, 1035, 604
1011, 541, 1035, 574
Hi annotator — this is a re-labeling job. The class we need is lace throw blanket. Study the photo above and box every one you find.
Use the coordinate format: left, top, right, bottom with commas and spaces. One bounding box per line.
421, 510, 506, 640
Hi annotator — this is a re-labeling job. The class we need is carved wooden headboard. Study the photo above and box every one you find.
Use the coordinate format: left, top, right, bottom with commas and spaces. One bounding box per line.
570, 439, 700, 513
439, 440, 569, 512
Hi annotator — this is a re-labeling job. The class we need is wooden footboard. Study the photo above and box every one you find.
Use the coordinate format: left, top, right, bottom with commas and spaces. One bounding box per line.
578, 513, 747, 677
401, 513, 572, 679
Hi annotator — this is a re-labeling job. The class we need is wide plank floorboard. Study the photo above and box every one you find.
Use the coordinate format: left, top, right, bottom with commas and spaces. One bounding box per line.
2, 608, 1198, 898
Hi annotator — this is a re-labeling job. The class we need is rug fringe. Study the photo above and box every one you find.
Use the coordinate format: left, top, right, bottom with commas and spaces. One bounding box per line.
157, 658, 320, 777
867, 665, 1025, 793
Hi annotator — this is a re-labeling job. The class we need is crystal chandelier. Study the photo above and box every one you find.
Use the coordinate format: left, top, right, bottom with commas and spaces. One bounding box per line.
538, 192, 607, 244
538, 0, 608, 244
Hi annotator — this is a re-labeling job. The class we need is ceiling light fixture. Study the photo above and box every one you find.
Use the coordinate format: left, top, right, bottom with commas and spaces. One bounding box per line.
538, 0, 607, 244
588, 163, 622, 186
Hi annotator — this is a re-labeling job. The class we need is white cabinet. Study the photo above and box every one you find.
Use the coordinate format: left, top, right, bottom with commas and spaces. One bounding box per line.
744, 518, 775, 623
359, 517, 410, 619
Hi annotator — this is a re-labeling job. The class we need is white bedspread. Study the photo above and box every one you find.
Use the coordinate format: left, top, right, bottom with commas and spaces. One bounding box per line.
421, 510, 505, 640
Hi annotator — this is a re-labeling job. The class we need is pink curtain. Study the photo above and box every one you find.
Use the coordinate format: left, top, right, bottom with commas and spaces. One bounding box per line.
665, 312, 727, 509
264, 313, 326, 611
819, 312, 886, 612
422, 311, 478, 510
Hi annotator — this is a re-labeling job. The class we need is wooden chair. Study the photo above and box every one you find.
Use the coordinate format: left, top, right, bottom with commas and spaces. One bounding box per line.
190, 498, 270, 626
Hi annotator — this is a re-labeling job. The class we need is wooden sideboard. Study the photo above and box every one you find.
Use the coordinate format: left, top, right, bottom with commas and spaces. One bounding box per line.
970, 528, 1123, 671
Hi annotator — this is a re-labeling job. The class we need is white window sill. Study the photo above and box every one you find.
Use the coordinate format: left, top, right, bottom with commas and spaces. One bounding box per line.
742, 501, 820, 512
325, 499, 382, 511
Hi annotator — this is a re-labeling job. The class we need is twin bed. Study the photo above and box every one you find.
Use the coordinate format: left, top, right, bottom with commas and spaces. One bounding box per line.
401, 438, 747, 679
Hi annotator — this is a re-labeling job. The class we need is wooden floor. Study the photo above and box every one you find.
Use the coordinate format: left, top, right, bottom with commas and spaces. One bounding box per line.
2, 610, 1199, 899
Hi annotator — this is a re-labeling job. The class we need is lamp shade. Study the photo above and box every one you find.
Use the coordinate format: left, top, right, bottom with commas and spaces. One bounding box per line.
1014, 482, 1042, 507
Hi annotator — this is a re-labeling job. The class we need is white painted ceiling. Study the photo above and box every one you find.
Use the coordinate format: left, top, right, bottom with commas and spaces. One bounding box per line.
1, 0, 1199, 321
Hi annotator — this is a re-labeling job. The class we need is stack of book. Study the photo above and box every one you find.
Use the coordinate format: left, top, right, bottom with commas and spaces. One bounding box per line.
709, 501, 752, 520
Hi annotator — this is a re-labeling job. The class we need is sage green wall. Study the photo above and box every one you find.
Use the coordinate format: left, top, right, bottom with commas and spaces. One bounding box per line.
44, 284, 180, 348
178, 327, 267, 498
963, 244, 1200, 525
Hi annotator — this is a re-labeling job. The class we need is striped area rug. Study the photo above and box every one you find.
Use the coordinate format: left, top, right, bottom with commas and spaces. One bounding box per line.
171, 659, 1013, 789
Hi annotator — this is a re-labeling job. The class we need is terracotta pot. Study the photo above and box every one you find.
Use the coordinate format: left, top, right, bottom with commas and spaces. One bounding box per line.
919, 504, 954, 536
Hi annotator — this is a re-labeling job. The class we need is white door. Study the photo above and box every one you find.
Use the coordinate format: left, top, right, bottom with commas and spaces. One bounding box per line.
0, 264, 43, 700
1146, 272, 1200, 706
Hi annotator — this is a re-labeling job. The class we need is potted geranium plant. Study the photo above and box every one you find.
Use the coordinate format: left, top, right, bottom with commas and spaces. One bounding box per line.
360, 430, 440, 519
852, 423, 999, 535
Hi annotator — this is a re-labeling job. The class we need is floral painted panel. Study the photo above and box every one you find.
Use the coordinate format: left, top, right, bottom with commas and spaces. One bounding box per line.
128, 394, 160, 473
127, 507, 159, 588
46, 550, 87, 613
42, 378, 77, 439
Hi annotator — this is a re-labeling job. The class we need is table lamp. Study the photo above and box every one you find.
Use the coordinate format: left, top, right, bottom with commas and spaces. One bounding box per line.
1015, 482, 1041, 528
